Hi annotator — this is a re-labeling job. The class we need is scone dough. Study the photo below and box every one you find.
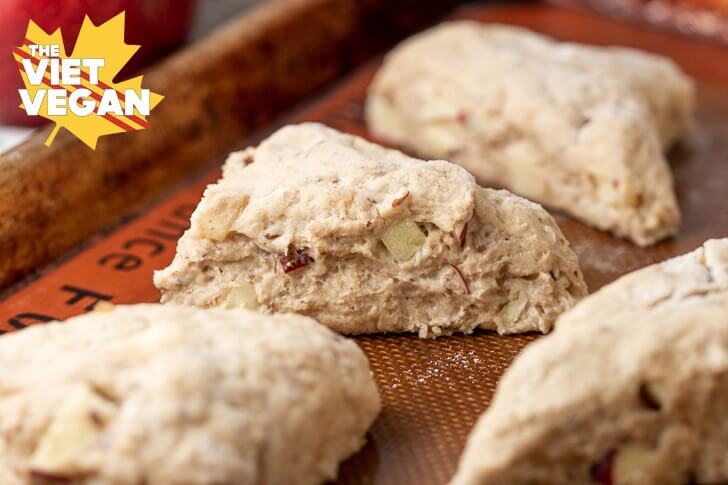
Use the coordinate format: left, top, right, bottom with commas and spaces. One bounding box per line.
0, 304, 380, 485
559, 238, 728, 327
366, 22, 696, 246
155, 123, 587, 337
452, 239, 728, 485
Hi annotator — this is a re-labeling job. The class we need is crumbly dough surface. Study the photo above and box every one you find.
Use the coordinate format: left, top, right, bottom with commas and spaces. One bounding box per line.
452, 239, 728, 485
366, 22, 696, 246
0, 304, 380, 485
155, 123, 587, 337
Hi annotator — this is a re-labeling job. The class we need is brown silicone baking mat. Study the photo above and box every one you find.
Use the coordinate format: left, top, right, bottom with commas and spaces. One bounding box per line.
2, 4, 728, 484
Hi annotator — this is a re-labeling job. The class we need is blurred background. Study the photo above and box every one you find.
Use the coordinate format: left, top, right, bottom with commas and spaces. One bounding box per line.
1, 0, 726, 154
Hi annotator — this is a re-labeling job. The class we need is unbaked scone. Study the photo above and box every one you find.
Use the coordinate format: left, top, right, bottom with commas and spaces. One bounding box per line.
452, 239, 728, 485
154, 123, 587, 337
0, 304, 380, 485
559, 238, 728, 327
366, 22, 696, 246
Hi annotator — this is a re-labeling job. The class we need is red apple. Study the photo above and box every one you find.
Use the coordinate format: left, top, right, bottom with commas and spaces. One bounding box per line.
0, 0, 196, 125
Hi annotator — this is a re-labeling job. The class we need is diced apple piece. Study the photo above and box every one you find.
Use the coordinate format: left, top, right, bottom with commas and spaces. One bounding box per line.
505, 140, 542, 198
222, 283, 259, 310
499, 299, 527, 324
92, 301, 115, 313
471, 111, 509, 139
381, 220, 427, 263
192, 191, 249, 241
421, 126, 463, 156
613, 445, 654, 485
596, 177, 633, 209
419, 96, 459, 122
367, 97, 407, 140
391, 191, 410, 209
31, 386, 118, 474
704, 239, 728, 283
197, 218, 228, 241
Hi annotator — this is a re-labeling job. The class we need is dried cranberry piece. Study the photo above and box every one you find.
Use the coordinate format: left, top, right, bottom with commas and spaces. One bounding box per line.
448, 263, 470, 294
590, 449, 615, 485
29, 469, 71, 483
638, 382, 662, 411
391, 191, 410, 208
278, 249, 313, 274
458, 222, 468, 247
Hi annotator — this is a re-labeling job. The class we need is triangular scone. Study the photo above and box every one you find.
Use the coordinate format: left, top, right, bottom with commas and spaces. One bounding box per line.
452, 239, 728, 485
0, 305, 379, 484
155, 123, 586, 337
366, 22, 695, 246
559, 238, 728, 327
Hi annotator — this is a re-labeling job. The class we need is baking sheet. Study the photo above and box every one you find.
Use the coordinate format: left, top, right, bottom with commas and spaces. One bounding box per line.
1, 5, 727, 484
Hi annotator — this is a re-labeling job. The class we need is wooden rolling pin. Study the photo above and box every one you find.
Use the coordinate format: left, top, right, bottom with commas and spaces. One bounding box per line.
0, 0, 463, 290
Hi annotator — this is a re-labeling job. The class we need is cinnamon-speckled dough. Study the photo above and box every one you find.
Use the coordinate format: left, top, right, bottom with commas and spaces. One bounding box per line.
452, 239, 728, 485
366, 22, 695, 246
155, 123, 587, 337
0, 304, 380, 485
